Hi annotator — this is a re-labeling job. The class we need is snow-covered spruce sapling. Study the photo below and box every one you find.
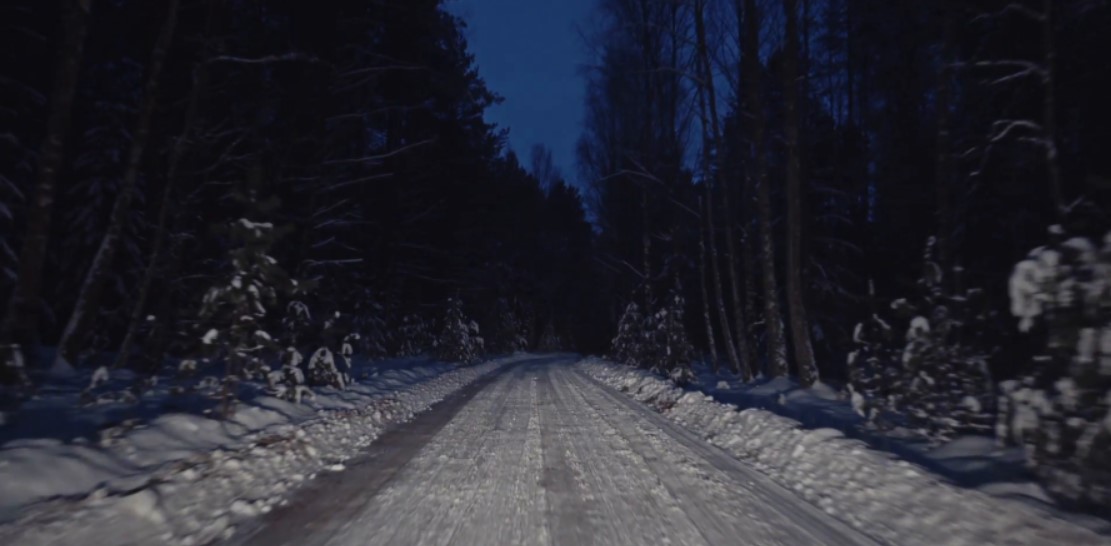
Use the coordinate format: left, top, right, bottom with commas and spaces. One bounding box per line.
350, 290, 388, 359
340, 332, 359, 375
307, 311, 352, 389
267, 346, 313, 404
282, 300, 312, 346
610, 301, 645, 367
847, 305, 902, 428
395, 313, 433, 357
649, 286, 696, 386
848, 239, 995, 441
1001, 225, 1111, 509
435, 297, 484, 364
196, 216, 293, 417
490, 297, 528, 354
269, 299, 314, 401
0, 344, 31, 393
537, 321, 564, 352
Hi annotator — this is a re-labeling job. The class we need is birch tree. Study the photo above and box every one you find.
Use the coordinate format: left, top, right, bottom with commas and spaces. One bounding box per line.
782, 0, 819, 385
2, 0, 93, 368
742, 0, 789, 376
54, 0, 181, 372
694, 0, 749, 378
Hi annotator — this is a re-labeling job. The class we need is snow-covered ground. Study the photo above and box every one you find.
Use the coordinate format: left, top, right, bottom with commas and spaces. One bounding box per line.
0, 353, 530, 546
237, 356, 875, 546
689, 363, 1033, 488
580, 358, 1111, 545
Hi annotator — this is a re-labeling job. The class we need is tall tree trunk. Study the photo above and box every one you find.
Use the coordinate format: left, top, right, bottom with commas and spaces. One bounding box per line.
693, 0, 755, 380
741, 211, 760, 370
846, 0, 856, 128
744, 0, 789, 377
641, 186, 653, 309
935, 0, 954, 275
706, 182, 744, 376
721, 157, 755, 374
733, 0, 761, 377
691, 0, 744, 377
55, 0, 181, 372
697, 0, 751, 380
1, 0, 93, 361
697, 196, 720, 372
115, 49, 207, 372
1042, 0, 1064, 215
637, 0, 656, 312
782, 0, 819, 385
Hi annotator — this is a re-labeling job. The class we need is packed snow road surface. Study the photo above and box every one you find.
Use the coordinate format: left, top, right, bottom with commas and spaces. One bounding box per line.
234, 356, 876, 546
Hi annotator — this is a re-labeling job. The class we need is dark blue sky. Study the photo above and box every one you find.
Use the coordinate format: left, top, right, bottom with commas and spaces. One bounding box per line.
447, 0, 595, 185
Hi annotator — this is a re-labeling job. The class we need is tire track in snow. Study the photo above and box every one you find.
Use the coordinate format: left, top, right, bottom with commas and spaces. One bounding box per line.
536, 365, 598, 546
567, 367, 880, 546
233, 356, 880, 546
233, 356, 540, 546
545, 362, 710, 545
349, 364, 530, 546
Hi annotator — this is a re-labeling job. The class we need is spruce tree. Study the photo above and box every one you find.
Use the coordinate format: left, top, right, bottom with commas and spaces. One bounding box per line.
196, 194, 293, 417
1002, 224, 1111, 509
611, 301, 645, 367
489, 297, 527, 354
651, 286, 696, 385
435, 297, 483, 364
849, 239, 995, 440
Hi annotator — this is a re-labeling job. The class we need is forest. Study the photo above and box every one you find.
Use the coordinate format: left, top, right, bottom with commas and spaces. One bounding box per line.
2, 0, 1111, 524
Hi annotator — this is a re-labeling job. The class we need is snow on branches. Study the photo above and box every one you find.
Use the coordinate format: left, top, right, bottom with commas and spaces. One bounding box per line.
610, 285, 695, 386
305, 311, 358, 389
434, 297, 484, 364
195, 214, 293, 417
1000, 225, 1111, 510
395, 313, 433, 357
537, 321, 564, 352
611, 301, 645, 368
488, 297, 528, 354
849, 238, 995, 443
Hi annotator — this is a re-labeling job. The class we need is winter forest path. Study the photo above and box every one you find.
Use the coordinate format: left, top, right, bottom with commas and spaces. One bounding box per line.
230, 355, 878, 546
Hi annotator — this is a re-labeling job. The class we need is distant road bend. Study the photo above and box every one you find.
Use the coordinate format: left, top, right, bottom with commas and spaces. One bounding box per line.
231, 355, 879, 546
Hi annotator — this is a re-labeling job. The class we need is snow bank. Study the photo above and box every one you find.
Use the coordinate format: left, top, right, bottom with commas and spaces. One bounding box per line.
579, 358, 1111, 546
0, 355, 527, 546
692, 363, 1038, 489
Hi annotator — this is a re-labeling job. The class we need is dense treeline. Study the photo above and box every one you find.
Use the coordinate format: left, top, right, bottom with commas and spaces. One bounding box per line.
578, 0, 1111, 510
579, 0, 1111, 379
3, 0, 1111, 512
0, 0, 603, 389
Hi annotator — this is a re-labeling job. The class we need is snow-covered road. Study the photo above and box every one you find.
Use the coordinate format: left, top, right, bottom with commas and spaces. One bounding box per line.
234, 356, 876, 546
